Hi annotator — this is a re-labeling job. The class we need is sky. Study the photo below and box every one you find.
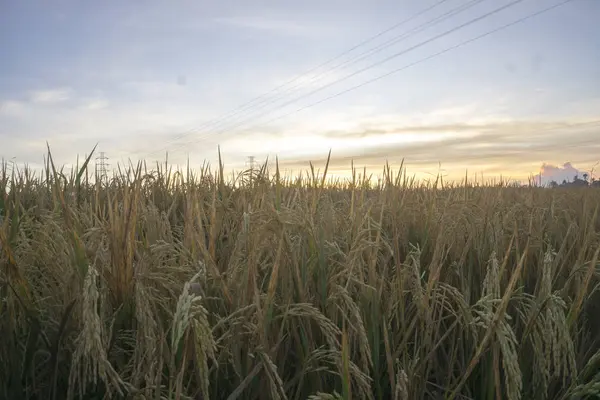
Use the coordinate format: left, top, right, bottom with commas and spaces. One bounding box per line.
1, 0, 599, 184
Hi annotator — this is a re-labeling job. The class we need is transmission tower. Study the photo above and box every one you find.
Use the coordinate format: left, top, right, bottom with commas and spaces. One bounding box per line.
246, 155, 255, 171
95, 152, 109, 183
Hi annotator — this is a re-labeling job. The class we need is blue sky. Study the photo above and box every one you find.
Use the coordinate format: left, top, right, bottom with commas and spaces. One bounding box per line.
1, 0, 599, 182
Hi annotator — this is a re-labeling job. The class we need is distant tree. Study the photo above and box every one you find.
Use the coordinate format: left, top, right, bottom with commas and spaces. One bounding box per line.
583, 173, 589, 182
550, 180, 558, 188
571, 174, 588, 187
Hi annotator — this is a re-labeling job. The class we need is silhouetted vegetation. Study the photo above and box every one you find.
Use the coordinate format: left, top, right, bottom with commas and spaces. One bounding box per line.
550, 173, 600, 188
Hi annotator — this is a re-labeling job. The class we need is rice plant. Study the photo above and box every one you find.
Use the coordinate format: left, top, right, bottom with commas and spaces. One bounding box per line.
1, 147, 599, 399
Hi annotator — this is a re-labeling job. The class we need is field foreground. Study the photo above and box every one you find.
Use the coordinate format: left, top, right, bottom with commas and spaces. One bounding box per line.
1, 153, 600, 400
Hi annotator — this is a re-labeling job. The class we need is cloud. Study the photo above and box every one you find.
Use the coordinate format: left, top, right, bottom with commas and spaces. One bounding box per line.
0, 100, 26, 116
3, 80, 600, 183
83, 99, 109, 110
123, 81, 187, 98
535, 162, 591, 186
118, 5, 213, 32
322, 122, 504, 139
266, 118, 600, 179
318, 119, 600, 143
0, 95, 220, 168
29, 88, 71, 104
214, 15, 326, 37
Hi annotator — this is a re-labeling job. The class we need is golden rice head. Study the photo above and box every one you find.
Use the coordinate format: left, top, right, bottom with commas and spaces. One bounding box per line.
67, 263, 124, 399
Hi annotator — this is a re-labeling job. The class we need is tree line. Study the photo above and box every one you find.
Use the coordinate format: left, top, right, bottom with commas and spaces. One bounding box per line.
549, 173, 600, 188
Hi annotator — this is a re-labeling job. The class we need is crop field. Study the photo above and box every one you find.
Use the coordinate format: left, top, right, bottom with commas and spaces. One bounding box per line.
1, 149, 600, 400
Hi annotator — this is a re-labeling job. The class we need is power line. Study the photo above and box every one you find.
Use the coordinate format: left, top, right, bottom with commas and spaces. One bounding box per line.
141, 0, 576, 163
214, 0, 488, 127
170, 0, 534, 152
189, 1, 467, 128
170, 0, 491, 150
133, 0, 454, 158
247, 0, 575, 132
219, 0, 454, 117
142, 0, 490, 159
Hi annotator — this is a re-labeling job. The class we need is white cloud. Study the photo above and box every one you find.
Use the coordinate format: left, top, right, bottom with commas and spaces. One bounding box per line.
83, 99, 109, 110
3, 81, 600, 183
0, 97, 219, 166
29, 88, 71, 104
123, 80, 189, 99
0, 100, 26, 116
535, 162, 591, 186
214, 15, 327, 37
